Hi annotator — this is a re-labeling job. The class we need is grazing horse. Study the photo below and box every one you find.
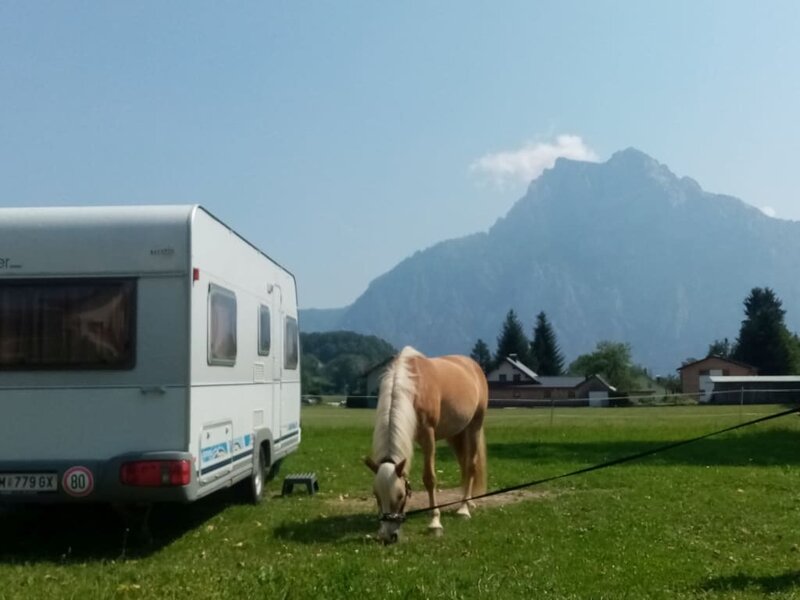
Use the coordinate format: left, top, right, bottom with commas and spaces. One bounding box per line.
365, 346, 488, 544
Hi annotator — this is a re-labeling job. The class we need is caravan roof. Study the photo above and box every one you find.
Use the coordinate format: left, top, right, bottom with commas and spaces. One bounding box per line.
0, 205, 293, 279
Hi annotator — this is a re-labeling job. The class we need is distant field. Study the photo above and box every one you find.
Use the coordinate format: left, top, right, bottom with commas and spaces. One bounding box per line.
2, 404, 800, 599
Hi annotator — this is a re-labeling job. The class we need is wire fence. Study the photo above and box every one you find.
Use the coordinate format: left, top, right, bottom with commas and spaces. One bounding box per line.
302, 387, 800, 425
304, 387, 800, 406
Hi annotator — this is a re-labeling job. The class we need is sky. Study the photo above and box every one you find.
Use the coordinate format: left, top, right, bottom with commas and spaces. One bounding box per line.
1, 2, 799, 308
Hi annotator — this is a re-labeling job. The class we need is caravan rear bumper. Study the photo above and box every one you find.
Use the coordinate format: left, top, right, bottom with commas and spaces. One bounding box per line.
0, 451, 200, 504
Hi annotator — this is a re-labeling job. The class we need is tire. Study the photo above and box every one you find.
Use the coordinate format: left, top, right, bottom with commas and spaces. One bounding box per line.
244, 445, 269, 505
266, 458, 283, 482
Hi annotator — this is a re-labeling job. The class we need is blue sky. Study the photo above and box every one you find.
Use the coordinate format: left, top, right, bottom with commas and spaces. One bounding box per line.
2, 2, 799, 308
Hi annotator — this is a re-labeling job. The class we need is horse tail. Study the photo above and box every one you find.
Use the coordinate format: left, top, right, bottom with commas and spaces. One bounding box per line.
473, 426, 487, 496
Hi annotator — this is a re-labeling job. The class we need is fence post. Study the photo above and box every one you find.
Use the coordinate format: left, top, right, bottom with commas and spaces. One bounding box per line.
740, 386, 744, 418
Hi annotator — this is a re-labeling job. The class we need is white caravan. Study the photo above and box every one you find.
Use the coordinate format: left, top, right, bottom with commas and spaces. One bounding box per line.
0, 205, 301, 504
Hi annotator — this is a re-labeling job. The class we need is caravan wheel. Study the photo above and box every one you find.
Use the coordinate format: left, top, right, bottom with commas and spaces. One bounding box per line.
242, 445, 269, 505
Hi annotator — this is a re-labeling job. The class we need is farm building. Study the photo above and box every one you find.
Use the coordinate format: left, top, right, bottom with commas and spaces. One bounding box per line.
362, 356, 394, 397
677, 355, 757, 396
704, 376, 800, 404
487, 354, 616, 407
347, 356, 394, 407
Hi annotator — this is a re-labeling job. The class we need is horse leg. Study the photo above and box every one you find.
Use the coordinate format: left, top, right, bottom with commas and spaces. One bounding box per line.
446, 432, 472, 518
419, 426, 442, 534
459, 411, 488, 516
455, 429, 475, 519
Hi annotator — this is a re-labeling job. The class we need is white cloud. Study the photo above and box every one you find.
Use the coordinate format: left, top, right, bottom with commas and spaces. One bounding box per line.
760, 206, 777, 218
470, 134, 599, 186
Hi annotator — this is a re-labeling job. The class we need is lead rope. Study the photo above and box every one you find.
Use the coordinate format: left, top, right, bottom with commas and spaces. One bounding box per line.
404, 404, 800, 518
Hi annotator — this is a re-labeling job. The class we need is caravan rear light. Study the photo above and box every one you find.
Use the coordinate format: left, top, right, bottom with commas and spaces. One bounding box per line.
120, 460, 191, 487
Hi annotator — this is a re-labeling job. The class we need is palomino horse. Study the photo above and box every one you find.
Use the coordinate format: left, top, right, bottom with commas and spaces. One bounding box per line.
365, 346, 488, 544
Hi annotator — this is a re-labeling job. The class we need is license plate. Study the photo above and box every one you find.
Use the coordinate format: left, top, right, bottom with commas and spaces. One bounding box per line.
0, 473, 58, 493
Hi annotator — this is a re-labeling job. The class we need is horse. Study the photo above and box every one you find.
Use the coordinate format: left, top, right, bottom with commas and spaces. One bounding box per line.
364, 346, 488, 544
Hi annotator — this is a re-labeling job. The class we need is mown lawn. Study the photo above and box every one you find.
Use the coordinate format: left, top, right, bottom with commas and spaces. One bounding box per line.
2, 404, 800, 599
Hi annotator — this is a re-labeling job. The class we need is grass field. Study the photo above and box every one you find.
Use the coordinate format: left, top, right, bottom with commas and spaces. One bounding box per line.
3, 404, 800, 599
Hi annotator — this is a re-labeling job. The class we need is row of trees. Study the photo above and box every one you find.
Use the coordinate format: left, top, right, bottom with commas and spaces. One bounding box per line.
472, 287, 800, 394
470, 310, 566, 375
298, 287, 797, 396
470, 309, 649, 392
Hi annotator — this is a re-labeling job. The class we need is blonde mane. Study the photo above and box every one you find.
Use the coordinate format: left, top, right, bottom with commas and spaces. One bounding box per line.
371, 346, 422, 469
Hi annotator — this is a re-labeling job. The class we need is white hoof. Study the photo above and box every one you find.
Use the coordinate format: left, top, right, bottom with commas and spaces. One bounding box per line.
456, 505, 471, 519
428, 525, 444, 537
428, 514, 443, 533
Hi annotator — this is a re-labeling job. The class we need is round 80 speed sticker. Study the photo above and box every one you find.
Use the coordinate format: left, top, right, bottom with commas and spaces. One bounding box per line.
62, 466, 94, 497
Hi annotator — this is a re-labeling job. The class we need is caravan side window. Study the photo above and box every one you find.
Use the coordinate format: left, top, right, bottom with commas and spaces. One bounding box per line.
284, 316, 299, 370
258, 305, 271, 356
208, 284, 237, 365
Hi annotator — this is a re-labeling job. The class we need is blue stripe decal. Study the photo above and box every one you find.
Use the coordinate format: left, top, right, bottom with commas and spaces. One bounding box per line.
232, 449, 253, 463
276, 430, 299, 444
200, 459, 232, 476
199, 450, 253, 475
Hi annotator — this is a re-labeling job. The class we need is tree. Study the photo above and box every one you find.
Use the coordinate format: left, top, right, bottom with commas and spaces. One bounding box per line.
530, 311, 565, 375
324, 354, 371, 395
494, 309, 531, 368
301, 353, 328, 395
707, 337, 733, 359
470, 338, 493, 373
732, 287, 799, 375
300, 330, 396, 395
568, 341, 635, 392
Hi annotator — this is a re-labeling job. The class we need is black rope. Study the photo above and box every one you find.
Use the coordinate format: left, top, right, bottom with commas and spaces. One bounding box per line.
405, 404, 800, 518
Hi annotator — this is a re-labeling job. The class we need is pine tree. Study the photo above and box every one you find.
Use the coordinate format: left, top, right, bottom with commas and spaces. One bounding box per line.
469, 338, 493, 373
732, 287, 799, 374
494, 309, 531, 368
530, 311, 565, 375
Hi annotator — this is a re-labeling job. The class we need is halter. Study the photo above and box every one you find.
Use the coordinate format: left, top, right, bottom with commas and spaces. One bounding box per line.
378, 459, 412, 524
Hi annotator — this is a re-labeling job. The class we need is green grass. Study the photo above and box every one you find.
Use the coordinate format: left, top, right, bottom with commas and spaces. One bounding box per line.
3, 404, 800, 599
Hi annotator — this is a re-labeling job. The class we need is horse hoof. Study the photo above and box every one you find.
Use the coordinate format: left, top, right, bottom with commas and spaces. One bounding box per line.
428, 527, 444, 537
456, 506, 471, 519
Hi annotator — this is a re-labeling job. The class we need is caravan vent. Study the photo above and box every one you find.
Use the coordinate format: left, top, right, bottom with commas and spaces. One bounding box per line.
253, 362, 266, 382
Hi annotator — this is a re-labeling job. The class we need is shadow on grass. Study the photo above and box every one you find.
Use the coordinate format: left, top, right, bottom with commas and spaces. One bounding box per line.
0, 487, 237, 564
273, 512, 375, 545
488, 428, 800, 468
701, 570, 800, 594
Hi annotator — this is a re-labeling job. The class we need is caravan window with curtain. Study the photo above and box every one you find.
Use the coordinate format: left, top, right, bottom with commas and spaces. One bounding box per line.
208, 284, 237, 365
0, 278, 136, 370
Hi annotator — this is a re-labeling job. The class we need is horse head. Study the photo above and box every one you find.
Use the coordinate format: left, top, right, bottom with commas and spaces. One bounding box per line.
365, 456, 410, 544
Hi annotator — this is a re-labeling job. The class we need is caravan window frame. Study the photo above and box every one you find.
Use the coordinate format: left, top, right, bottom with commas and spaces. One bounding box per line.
258, 304, 271, 356
284, 315, 299, 370
207, 284, 237, 366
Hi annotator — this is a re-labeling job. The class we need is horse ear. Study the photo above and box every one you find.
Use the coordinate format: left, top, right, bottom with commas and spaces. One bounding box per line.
395, 459, 406, 478
364, 456, 379, 473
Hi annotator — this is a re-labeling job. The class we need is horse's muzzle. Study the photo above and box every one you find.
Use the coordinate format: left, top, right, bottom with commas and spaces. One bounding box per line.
383, 532, 399, 545
378, 513, 405, 544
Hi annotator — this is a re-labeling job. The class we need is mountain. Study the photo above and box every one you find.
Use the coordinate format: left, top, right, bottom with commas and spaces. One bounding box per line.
300, 148, 800, 374
298, 306, 349, 333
